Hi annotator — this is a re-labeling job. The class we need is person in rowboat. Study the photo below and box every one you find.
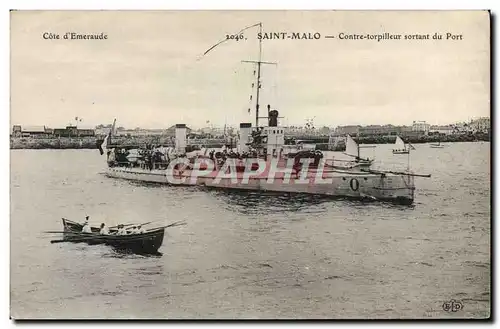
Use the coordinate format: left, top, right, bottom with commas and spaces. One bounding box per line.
130, 225, 145, 234
99, 223, 109, 235
116, 224, 127, 235
81, 221, 92, 233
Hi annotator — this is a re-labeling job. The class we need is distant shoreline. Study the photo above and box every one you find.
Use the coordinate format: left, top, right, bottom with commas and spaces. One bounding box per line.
352, 133, 490, 145
10, 137, 99, 150
10, 133, 490, 150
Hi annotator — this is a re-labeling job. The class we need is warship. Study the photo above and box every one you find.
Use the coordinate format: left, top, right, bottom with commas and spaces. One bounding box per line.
99, 23, 430, 205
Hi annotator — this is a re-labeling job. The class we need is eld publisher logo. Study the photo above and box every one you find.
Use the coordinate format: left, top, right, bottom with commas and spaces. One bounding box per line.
442, 299, 463, 312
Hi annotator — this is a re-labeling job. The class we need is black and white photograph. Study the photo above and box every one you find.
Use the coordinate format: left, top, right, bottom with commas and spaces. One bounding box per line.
9, 10, 490, 319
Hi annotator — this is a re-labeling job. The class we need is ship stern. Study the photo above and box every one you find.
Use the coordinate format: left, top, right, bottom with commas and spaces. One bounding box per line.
374, 174, 415, 205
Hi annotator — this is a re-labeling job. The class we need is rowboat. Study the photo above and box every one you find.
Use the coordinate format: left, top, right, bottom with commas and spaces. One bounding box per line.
430, 141, 445, 148
60, 218, 165, 254
392, 149, 410, 154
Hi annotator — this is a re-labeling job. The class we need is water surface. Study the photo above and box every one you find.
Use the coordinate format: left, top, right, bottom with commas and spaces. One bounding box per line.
10, 142, 490, 319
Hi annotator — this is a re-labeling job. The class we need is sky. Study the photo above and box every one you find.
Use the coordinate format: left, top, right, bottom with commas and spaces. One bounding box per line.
10, 10, 490, 129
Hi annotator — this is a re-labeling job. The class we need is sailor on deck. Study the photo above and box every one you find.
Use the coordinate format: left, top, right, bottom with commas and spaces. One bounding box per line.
137, 225, 145, 234
99, 223, 109, 235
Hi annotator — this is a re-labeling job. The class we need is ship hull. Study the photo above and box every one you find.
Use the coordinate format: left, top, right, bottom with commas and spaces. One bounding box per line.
106, 167, 190, 185
105, 167, 415, 205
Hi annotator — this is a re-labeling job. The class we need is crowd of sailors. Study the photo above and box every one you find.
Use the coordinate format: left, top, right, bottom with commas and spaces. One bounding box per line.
108, 146, 168, 169
105, 140, 326, 172
106, 144, 265, 170
80, 216, 146, 235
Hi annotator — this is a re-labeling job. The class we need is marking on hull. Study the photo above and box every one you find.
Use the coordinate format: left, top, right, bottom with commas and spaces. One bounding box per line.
349, 178, 360, 191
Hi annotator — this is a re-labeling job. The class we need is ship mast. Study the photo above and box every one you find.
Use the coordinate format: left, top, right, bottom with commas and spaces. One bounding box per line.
242, 23, 276, 128
255, 23, 262, 127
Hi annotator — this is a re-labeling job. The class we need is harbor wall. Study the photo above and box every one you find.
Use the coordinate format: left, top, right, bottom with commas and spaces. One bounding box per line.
9, 136, 230, 150
10, 132, 490, 150
10, 137, 98, 149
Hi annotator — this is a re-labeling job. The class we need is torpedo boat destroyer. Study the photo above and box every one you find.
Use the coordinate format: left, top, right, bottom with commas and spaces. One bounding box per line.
99, 23, 430, 205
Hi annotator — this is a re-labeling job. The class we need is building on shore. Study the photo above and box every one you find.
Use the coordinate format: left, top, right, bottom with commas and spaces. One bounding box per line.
470, 117, 490, 133
332, 125, 360, 137
358, 124, 413, 137
359, 125, 385, 136
12, 125, 22, 137
13, 116, 489, 142
114, 127, 166, 137
429, 125, 454, 135
412, 121, 430, 135
12, 125, 49, 138
196, 126, 224, 137
53, 125, 94, 137
95, 126, 113, 136
12, 125, 95, 138
284, 126, 329, 137
22, 126, 46, 137
448, 117, 490, 135
332, 124, 428, 139
165, 125, 192, 137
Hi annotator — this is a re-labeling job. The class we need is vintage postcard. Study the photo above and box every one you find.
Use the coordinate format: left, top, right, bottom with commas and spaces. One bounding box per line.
10, 10, 490, 319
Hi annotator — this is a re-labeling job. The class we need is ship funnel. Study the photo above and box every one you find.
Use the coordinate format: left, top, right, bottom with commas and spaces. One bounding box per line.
175, 124, 187, 153
269, 109, 279, 127
239, 123, 252, 153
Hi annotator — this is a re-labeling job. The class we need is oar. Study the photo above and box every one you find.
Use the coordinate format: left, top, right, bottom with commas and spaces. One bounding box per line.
50, 238, 101, 244
148, 220, 187, 231
174, 222, 187, 227
50, 232, 119, 243
145, 224, 184, 232
50, 235, 98, 244
167, 220, 187, 228
124, 221, 154, 228
109, 221, 155, 230
113, 220, 187, 232
43, 231, 92, 234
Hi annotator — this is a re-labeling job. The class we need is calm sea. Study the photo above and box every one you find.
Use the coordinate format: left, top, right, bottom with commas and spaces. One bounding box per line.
10, 142, 490, 319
